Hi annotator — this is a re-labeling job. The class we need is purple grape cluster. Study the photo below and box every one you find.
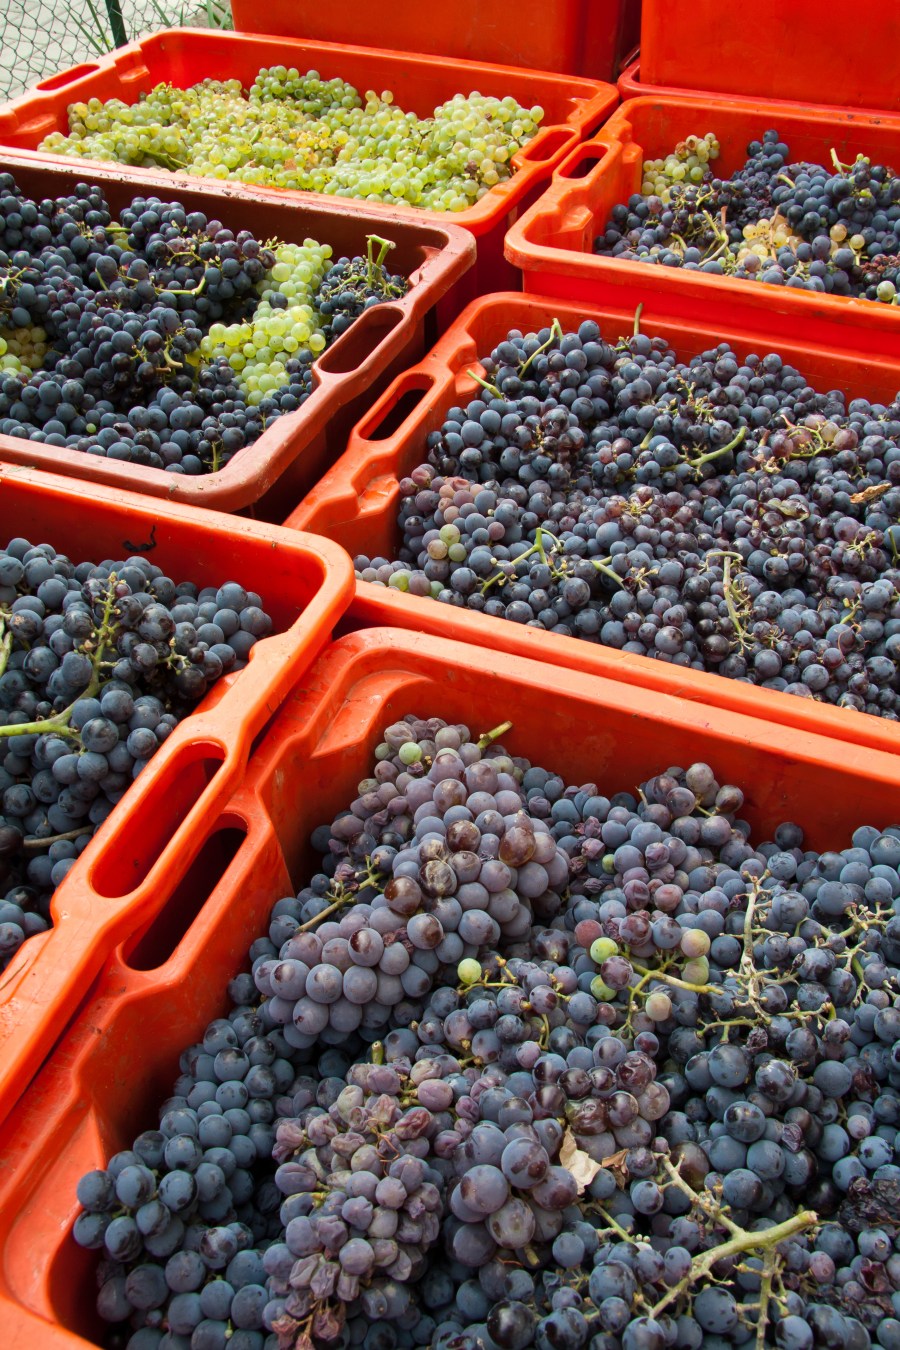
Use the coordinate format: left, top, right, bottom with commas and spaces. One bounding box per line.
71, 714, 900, 1350
594, 128, 900, 304
353, 318, 900, 721
0, 537, 272, 970
0, 174, 407, 474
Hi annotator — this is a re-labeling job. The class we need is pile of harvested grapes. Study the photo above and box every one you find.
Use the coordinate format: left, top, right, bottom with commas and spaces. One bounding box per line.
353, 315, 900, 721
37, 67, 545, 213
0, 536, 274, 971
72, 714, 900, 1350
0, 170, 407, 474
594, 129, 900, 305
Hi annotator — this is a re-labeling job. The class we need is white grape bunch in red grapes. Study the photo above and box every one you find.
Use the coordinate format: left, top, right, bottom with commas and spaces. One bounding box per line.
0, 173, 407, 474
596, 128, 900, 305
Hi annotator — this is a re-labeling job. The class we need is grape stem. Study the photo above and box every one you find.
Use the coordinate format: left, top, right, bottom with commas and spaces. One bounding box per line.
166, 276, 208, 298
0, 573, 120, 740
480, 524, 560, 593
722, 553, 751, 655
659, 1156, 743, 1238
754, 1248, 778, 1350
0, 706, 81, 741
477, 720, 513, 749
591, 557, 625, 589
629, 961, 715, 995
519, 319, 563, 378
22, 827, 87, 850
294, 888, 357, 932
688, 424, 747, 470
467, 368, 502, 399
647, 1205, 818, 1320
365, 235, 396, 290
590, 1202, 637, 1245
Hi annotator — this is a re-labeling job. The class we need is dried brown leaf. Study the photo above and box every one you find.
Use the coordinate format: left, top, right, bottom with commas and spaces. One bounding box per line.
850, 482, 892, 505
600, 1147, 632, 1190
559, 1128, 602, 1194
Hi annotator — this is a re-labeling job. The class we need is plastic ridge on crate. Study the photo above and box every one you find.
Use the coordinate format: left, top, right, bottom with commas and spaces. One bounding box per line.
230, 1, 642, 83
0, 30, 619, 303
285, 289, 900, 757
1, 624, 900, 1348
0, 154, 476, 520
635, 0, 900, 113
0, 462, 354, 1128
616, 58, 900, 118
503, 96, 900, 361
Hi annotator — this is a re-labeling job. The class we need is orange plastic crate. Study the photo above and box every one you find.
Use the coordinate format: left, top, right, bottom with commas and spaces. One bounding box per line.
0, 30, 618, 303
230, 2, 641, 83
0, 624, 898, 1347
0, 464, 353, 1126
617, 57, 900, 116
504, 97, 900, 360
285, 290, 900, 757
636, 0, 900, 112
0, 155, 475, 519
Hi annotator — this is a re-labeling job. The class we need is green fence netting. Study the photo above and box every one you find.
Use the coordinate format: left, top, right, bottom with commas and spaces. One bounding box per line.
0, 0, 232, 103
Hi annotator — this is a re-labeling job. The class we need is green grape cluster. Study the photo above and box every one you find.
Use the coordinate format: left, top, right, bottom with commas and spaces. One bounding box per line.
198, 239, 333, 403
39, 67, 544, 214
0, 330, 41, 376
641, 131, 720, 199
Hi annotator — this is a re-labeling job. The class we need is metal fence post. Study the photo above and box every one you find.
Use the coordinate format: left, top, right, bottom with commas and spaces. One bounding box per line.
104, 0, 128, 45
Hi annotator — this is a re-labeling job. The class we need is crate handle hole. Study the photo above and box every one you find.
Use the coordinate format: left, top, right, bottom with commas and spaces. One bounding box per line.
561, 154, 605, 180
516, 127, 572, 164
89, 742, 226, 900
317, 305, 404, 377
37, 63, 101, 91
122, 820, 248, 971
363, 383, 430, 442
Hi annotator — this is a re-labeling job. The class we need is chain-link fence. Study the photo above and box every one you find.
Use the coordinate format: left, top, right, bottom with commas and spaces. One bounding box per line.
0, 0, 233, 103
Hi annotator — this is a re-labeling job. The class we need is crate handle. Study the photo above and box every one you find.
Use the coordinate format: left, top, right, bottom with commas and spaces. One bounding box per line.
514, 125, 575, 168
316, 303, 404, 379
355, 372, 434, 446
36, 63, 101, 92
120, 814, 252, 972
86, 736, 232, 901
557, 137, 616, 185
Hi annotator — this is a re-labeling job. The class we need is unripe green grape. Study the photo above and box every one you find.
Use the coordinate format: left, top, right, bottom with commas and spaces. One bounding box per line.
41, 66, 541, 213
680, 928, 711, 959
458, 958, 482, 985
590, 976, 617, 1002
590, 937, 619, 963
645, 991, 673, 1022
682, 956, 710, 985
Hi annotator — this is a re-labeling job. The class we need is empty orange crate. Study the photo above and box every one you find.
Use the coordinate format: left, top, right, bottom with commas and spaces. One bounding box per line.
0, 464, 353, 1126
636, 0, 900, 112
286, 290, 900, 757
0, 154, 475, 519
0, 30, 618, 303
504, 96, 900, 360
230, 2, 642, 83
0, 623, 898, 1347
